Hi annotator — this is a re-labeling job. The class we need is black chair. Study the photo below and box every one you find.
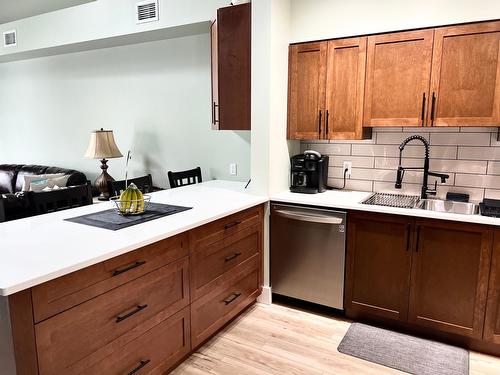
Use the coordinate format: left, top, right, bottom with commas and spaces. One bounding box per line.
108, 174, 153, 197
168, 167, 202, 188
29, 181, 93, 215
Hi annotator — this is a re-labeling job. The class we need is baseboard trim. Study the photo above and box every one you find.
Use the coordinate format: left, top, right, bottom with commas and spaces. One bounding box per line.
257, 286, 272, 304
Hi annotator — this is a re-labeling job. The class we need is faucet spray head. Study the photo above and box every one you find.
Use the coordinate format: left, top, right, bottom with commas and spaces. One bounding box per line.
395, 167, 404, 189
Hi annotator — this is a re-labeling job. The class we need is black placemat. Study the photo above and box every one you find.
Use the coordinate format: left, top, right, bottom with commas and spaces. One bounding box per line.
64, 203, 192, 231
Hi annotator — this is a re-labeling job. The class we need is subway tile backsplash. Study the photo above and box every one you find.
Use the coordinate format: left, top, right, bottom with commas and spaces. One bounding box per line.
301, 127, 500, 202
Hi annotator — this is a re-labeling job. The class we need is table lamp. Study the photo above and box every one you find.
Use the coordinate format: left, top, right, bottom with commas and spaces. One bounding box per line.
84, 128, 123, 200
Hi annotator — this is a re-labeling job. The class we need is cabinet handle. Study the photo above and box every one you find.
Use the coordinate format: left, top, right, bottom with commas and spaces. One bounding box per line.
430, 93, 436, 124
325, 110, 329, 136
213, 102, 219, 123
224, 221, 241, 230
223, 292, 242, 305
318, 110, 322, 137
406, 223, 411, 251
420, 93, 426, 123
112, 260, 146, 277
127, 359, 150, 375
415, 226, 421, 253
225, 252, 242, 262
116, 304, 148, 323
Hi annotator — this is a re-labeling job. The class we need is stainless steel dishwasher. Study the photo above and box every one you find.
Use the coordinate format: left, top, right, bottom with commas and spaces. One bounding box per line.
270, 203, 346, 309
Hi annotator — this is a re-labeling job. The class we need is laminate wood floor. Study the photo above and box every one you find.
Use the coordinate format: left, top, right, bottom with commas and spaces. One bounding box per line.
172, 303, 500, 375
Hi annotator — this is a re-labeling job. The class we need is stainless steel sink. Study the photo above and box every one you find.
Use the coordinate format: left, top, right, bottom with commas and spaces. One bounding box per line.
414, 199, 479, 215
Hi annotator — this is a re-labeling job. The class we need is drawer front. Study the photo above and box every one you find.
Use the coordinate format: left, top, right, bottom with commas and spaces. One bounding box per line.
191, 224, 261, 301
191, 256, 260, 348
32, 233, 188, 322
80, 307, 191, 375
36, 257, 189, 375
190, 205, 263, 252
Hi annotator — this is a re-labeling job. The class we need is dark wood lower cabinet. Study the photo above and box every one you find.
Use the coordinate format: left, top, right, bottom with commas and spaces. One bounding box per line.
346, 211, 412, 321
346, 210, 500, 354
7, 205, 264, 375
484, 229, 500, 344
408, 219, 492, 339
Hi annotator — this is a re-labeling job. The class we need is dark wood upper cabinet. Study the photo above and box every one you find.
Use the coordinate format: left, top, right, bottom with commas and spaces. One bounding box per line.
287, 42, 327, 140
345, 211, 413, 322
325, 37, 371, 140
429, 21, 500, 126
484, 229, 500, 344
408, 219, 493, 339
211, 3, 251, 131
363, 29, 434, 127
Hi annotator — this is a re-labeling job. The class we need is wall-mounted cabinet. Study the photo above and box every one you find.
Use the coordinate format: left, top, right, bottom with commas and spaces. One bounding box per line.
211, 3, 251, 131
429, 22, 500, 126
363, 30, 434, 127
287, 20, 500, 140
287, 38, 371, 140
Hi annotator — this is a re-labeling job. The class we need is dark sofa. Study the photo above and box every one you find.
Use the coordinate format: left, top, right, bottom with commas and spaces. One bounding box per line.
0, 164, 88, 222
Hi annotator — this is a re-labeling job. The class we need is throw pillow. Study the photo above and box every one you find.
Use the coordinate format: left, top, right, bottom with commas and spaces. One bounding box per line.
29, 179, 49, 192
22, 173, 65, 191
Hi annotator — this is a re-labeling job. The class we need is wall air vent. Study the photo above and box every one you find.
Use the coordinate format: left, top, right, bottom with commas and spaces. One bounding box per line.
3, 30, 17, 47
136, 0, 159, 24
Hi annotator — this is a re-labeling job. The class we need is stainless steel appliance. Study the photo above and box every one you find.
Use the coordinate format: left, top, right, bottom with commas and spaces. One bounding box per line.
290, 150, 329, 194
270, 203, 346, 309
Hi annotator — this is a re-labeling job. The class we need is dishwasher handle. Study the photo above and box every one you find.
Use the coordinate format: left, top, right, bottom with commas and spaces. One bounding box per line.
273, 209, 344, 225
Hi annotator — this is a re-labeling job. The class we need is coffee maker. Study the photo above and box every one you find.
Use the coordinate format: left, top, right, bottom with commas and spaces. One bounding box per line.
290, 150, 329, 194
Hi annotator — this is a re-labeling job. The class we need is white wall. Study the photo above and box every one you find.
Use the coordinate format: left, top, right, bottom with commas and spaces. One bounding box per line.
251, 0, 299, 291
290, 0, 500, 43
0, 33, 251, 186
0, 0, 230, 58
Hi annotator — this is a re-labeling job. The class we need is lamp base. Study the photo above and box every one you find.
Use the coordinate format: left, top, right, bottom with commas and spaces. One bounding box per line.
94, 159, 115, 201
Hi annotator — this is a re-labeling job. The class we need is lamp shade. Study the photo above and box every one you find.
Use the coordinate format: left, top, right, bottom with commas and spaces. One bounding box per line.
84, 128, 123, 159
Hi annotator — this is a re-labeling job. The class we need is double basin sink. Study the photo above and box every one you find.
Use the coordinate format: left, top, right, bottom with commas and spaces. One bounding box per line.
361, 193, 479, 216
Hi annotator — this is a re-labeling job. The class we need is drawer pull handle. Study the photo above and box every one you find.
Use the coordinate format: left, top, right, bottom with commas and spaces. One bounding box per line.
127, 359, 150, 375
116, 304, 148, 323
112, 260, 146, 277
223, 292, 242, 305
225, 252, 242, 262
224, 221, 241, 230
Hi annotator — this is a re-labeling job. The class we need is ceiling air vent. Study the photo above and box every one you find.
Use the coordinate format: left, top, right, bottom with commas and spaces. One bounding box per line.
3, 30, 17, 47
136, 0, 159, 24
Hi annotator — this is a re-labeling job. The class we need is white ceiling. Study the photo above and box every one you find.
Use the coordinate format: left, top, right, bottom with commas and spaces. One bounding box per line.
0, 0, 96, 24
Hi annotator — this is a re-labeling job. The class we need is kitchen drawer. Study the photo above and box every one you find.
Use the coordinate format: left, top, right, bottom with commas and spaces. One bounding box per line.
78, 307, 191, 375
191, 224, 261, 301
189, 205, 263, 251
36, 257, 189, 375
191, 256, 260, 348
32, 233, 188, 322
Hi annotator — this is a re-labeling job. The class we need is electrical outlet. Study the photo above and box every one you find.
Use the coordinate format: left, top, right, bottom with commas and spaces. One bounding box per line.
343, 161, 352, 177
229, 163, 237, 175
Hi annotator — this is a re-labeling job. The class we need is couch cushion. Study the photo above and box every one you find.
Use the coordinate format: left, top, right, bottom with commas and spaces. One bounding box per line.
0, 164, 23, 194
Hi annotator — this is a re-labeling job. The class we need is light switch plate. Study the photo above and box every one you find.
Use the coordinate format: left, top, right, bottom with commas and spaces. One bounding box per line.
230, 163, 237, 175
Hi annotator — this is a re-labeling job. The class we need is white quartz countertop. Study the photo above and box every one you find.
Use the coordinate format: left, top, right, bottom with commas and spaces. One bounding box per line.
0, 180, 266, 296
271, 189, 500, 227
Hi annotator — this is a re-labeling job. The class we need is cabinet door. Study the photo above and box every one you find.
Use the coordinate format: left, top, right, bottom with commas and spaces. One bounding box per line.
287, 42, 327, 140
484, 229, 500, 344
345, 212, 413, 321
363, 30, 433, 127
429, 21, 500, 126
408, 219, 493, 339
216, 3, 251, 130
210, 20, 219, 130
325, 37, 370, 140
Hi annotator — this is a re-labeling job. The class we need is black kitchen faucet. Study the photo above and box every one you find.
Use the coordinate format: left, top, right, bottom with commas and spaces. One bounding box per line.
395, 135, 449, 199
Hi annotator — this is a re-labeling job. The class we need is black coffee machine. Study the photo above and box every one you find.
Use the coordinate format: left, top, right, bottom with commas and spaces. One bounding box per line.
290, 150, 329, 194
